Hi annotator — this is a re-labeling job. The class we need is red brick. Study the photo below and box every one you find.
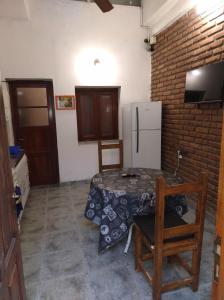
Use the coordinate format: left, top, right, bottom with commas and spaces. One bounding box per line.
151, 6, 224, 212
205, 54, 221, 64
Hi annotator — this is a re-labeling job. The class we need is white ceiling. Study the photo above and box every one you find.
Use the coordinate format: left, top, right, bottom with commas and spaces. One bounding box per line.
0, 0, 29, 19
73, 0, 141, 6
142, 0, 198, 34
0, 0, 198, 34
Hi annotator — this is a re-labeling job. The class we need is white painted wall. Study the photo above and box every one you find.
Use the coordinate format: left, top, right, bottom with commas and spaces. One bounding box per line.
0, 0, 150, 182
0, 0, 29, 19
142, 0, 197, 34
142, 0, 167, 24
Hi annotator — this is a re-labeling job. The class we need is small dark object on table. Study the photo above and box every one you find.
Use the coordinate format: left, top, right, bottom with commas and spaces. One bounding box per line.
121, 173, 140, 178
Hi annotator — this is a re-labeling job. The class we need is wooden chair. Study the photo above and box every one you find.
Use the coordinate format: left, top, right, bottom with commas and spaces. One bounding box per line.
98, 140, 123, 173
134, 172, 208, 300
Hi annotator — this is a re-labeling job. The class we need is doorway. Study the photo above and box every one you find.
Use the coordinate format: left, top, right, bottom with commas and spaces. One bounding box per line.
0, 76, 26, 299
8, 79, 59, 186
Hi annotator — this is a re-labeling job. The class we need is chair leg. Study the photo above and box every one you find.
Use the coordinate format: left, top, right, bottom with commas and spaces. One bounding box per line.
134, 226, 142, 272
153, 250, 163, 300
191, 248, 201, 291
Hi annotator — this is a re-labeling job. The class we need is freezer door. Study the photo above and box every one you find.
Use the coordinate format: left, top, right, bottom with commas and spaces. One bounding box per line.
132, 130, 161, 169
132, 102, 161, 131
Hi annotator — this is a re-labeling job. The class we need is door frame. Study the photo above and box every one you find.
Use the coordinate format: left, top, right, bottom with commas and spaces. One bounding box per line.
7, 79, 59, 185
212, 108, 224, 299
0, 76, 26, 299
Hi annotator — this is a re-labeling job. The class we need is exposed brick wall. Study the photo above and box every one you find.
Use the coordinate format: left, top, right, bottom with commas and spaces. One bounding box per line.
151, 6, 224, 213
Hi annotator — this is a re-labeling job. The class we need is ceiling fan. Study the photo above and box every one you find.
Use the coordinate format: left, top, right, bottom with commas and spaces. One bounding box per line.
93, 0, 114, 12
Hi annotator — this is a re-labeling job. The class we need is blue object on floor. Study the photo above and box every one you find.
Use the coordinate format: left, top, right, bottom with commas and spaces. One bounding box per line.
9, 145, 22, 157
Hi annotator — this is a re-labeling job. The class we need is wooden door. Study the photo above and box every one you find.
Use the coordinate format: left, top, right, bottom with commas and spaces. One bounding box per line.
212, 109, 224, 300
0, 79, 26, 299
8, 80, 59, 186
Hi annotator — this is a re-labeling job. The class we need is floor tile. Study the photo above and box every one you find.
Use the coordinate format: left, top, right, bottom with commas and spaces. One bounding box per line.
26, 284, 39, 300
21, 181, 215, 300
46, 214, 77, 233
23, 255, 41, 286
46, 205, 73, 218
21, 218, 45, 236
162, 288, 199, 300
44, 230, 79, 253
198, 284, 212, 300
22, 209, 46, 222
21, 234, 43, 257
89, 265, 140, 300
40, 275, 85, 300
47, 196, 72, 208
41, 248, 83, 280
25, 197, 47, 210
47, 189, 70, 198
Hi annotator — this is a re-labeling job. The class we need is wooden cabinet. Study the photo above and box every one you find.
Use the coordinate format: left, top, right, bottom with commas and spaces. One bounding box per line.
76, 87, 119, 142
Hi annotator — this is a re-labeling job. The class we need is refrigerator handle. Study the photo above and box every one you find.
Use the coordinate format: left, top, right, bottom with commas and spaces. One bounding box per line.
136, 107, 139, 153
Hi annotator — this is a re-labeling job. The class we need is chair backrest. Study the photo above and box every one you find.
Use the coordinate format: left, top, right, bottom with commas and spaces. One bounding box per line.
155, 173, 208, 248
98, 140, 123, 173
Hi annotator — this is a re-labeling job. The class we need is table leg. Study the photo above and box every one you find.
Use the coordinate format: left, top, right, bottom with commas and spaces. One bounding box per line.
124, 224, 134, 254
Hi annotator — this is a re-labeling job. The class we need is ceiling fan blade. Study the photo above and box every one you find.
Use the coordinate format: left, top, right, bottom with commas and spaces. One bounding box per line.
94, 0, 113, 12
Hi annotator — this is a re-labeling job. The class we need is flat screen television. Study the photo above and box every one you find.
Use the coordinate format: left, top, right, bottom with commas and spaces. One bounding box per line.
184, 61, 224, 104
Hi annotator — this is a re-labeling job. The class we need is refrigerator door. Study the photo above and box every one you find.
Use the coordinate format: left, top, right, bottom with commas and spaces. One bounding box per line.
131, 102, 161, 131
132, 130, 161, 169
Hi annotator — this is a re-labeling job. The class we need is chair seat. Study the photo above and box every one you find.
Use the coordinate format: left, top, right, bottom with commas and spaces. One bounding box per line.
134, 211, 193, 244
134, 173, 208, 300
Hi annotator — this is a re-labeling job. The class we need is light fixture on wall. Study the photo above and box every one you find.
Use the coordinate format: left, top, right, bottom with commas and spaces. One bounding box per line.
75, 48, 118, 85
94, 58, 100, 66
144, 36, 156, 52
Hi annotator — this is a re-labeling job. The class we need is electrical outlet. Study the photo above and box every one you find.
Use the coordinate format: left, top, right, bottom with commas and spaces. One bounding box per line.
177, 150, 183, 159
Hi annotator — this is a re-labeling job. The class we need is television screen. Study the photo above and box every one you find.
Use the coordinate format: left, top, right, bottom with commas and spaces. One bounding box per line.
184, 61, 224, 103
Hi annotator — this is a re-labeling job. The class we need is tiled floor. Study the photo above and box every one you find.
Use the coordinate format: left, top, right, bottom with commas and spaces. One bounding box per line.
21, 181, 214, 300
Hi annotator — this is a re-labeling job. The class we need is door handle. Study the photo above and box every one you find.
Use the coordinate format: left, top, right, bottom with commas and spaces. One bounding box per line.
17, 138, 24, 141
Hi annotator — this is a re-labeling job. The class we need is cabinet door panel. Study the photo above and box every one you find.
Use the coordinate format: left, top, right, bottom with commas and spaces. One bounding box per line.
76, 88, 118, 141
98, 91, 118, 139
76, 91, 98, 141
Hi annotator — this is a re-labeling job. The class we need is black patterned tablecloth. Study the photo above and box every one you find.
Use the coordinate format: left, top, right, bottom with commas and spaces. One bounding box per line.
84, 168, 188, 252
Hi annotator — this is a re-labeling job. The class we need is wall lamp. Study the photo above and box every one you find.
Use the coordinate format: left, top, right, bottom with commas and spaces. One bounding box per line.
144, 36, 157, 52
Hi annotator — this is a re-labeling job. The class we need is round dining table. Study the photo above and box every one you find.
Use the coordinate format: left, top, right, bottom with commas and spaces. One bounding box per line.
84, 168, 188, 252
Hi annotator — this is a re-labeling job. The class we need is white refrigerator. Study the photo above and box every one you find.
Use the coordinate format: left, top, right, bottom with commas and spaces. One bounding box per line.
123, 102, 162, 169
